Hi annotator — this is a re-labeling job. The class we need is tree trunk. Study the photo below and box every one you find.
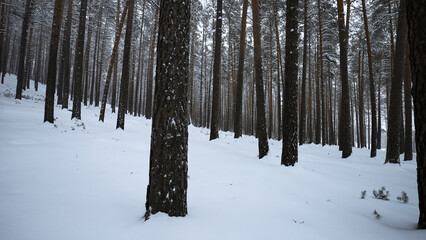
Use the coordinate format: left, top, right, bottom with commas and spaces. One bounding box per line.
299, 0, 308, 145
281, 0, 298, 165
15, 0, 34, 99
99, 1, 129, 122
209, 0, 222, 141
273, 0, 282, 141
337, 0, 352, 158
83, 16, 93, 106
144, 3, 159, 119
233, 0, 248, 138
404, 43, 412, 161
361, 0, 377, 157
251, 0, 269, 158
406, 0, 426, 229
71, 0, 88, 120
145, 0, 190, 219
116, 0, 134, 129
44, 0, 64, 123
60, 0, 73, 109
385, 0, 407, 164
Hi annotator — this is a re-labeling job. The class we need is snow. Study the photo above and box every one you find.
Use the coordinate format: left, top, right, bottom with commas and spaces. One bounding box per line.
0, 74, 425, 240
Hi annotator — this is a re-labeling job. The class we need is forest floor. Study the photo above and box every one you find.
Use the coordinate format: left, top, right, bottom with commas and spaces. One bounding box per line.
1, 75, 425, 240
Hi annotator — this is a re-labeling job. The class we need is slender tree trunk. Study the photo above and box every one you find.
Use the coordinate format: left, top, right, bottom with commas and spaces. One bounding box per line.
299, 0, 308, 145
404, 43, 412, 161
273, 0, 282, 141
15, 0, 34, 99
361, 0, 377, 157
71, 0, 88, 120
144, 3, 159, 119
60, 0, 73, 109
44, 0, 64, 123
385, 0, 407, 164
99, 1, 129, 122
209, 0, 222, 141
281, 0, 298, 165
377, 61, 382, 149
337, 0, 352, 157
251, 0, 269, 158
318, 0, 325, 146
83, 16, 93, 106
116, 0, 134, 129
233, 0, 248, 138
0, 0, 6, 83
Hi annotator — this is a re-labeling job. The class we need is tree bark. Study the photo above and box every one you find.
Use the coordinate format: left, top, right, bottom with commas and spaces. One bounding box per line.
404, 43, 412, 161
116, 0, 134, 130
44, 0, 64, 123
209, 0, 222, 141
406, 0, 426, 229
99, 1, 129, 122
60, 0, 73, 109
281, 0, 298, 165
361, 0, 377, 157
144, 0, 190, 219
15, 0, 34, 99
385, 0, 407, 164
337, 0, 352, 158
252, 0, 269, 158
299, 0, 308, 145
233, 0, 248, 138
71, 0, 88, 120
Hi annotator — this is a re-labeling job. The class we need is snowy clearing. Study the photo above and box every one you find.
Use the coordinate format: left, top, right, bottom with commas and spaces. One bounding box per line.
1, 75, 425, 240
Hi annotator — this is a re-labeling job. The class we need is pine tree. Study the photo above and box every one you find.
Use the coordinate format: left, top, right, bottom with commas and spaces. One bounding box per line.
71, 0, 88, 120
116, 0, 135, 130
281, 0, 298, 166
209, 0, 222, 141
337, 0, 352, 158
145, 0, 190, 219
406, 0, 426, 229
252, 0, 269, 159
44, 0, 65, 123
15, 0, 34, 99
385, 0, 407, 164
233, 0, 248, 139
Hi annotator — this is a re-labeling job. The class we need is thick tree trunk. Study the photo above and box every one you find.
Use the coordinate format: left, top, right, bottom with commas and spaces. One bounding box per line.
44, 0, 64, 123
209, 0, 222, 141
71, 0, 88, 120
281, 0, 298, 165
361, 0, 377, 157
337, 0, 352, 158
116, 0, 134, 130
233, 0, 248, 139
252, 0, 269, 158
144, 0, 190, 219
406, 0, 426, 229
385, 0, 407, 164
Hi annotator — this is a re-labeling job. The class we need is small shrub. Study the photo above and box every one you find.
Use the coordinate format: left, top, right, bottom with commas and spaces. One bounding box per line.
374, 210, 382, 220
361, 190, 366, 199
373, 186, 389, 200
397, 191, 409, 203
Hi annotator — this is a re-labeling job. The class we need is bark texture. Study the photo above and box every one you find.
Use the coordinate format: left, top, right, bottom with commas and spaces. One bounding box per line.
385, 0, 407, 164
281, 0, 298, 166
145, 0, 190, 219
44, 0, 64, 123
252, 0, 269, 159
406, 0, 426, 229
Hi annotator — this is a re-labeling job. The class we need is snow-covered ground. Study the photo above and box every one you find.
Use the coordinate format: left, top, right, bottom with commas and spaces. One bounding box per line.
0, 75, 424, 240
